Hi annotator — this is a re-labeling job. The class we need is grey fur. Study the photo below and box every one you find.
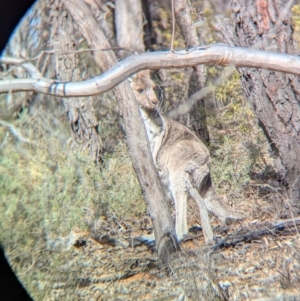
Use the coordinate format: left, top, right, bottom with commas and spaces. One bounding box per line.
131, 71, 244, 242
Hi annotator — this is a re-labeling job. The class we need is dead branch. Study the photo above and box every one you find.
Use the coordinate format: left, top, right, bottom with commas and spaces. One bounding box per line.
212, 217, 300, 250
170, 0, 175, 52
1, 44, 300, 97
0, 57, 41, 78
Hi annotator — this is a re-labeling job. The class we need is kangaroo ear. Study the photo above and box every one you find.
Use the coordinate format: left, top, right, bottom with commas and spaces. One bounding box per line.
128, 70, 151, 84
128, 72, 140, 83
139, 70, 150, 78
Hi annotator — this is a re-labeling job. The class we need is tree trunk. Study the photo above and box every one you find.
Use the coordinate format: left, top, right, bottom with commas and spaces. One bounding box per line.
227, 0, 300, 200
174, 0, 210, 144
115, 0, 144, 58
62, 0, 180, 263
3, 0, 102, 163
141, 0, 156, 50
48, 5, 102, 163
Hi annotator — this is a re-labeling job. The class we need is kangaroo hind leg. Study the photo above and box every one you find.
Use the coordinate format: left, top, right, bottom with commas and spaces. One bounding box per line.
170, 182, 189, 243
185, 178, 213, 244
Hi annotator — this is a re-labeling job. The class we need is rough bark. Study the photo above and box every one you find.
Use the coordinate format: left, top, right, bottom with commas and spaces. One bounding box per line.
49, 3, 102, 163
174, 0, 210, 144
141, 0, 156, 50
62, 0, 180, 263
2, 0, 102, 163
226, 0, 300, 201
115, 0, 144, 58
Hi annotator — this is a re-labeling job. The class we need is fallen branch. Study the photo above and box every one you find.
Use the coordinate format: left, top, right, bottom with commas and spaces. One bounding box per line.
212, 217, 300, 250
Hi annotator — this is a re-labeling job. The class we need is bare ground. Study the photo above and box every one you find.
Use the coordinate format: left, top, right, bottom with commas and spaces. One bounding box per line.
44, 189, 300, 301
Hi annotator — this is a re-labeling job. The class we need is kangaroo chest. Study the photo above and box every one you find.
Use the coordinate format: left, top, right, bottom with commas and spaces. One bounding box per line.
140, 110, 172, 199
140, 111, 164, 163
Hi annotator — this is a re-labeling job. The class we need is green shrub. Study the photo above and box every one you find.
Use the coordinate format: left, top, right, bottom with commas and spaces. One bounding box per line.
0, 111, 145, 299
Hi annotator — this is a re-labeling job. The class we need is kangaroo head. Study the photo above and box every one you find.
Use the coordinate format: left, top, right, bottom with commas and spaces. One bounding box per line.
130, 70, 159, 110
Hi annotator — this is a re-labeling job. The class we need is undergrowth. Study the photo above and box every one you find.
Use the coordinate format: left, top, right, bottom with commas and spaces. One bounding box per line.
206, 69, 268, 204
0, 109, 144, 300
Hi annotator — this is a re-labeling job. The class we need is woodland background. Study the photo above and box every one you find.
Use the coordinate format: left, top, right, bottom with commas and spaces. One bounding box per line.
1, 0, 300, 300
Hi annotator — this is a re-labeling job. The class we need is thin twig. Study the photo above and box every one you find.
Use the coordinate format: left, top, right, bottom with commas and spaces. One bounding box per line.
0, 131, 9, 148
1, 47, 136, 70
170, 0, 176, 52
33, 47, 136, 58
132, 18, 148, 55
0, 120, 32, 144
0, 67, 15, 80
169, 66, 235, 119
0, 57, 41, 78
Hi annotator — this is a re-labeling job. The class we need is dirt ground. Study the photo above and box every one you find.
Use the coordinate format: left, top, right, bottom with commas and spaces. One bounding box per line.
46, 190, 300, 301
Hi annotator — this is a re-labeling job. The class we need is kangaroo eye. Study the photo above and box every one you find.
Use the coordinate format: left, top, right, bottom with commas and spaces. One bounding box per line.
137, 88, 144, 94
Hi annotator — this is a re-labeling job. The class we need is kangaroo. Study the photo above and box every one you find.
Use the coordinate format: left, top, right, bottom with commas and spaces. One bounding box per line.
130, 71, 244, 243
